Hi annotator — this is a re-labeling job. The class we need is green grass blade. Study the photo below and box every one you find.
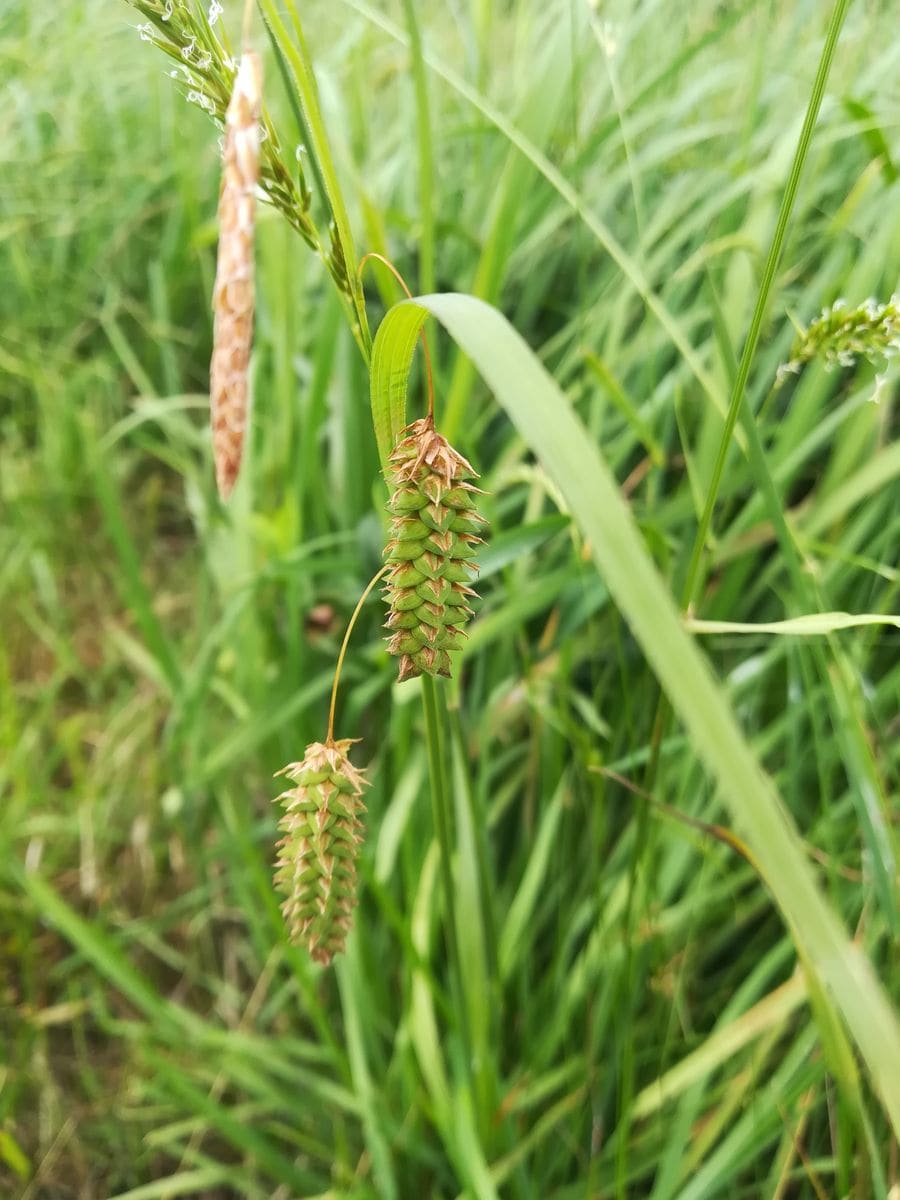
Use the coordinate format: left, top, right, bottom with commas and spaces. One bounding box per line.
335, 946, 399, 1200
12, 864, 193, 1038
369, 298, 424, 470
343, 0, 724, 425
498, 777, 566, 983
108, 1168, 234, 1200
633, 974, 808, 1120
401, 0, 435, 297
369, 290, 900, 1134
680, 0, 851, 608
686, 612, 900, 635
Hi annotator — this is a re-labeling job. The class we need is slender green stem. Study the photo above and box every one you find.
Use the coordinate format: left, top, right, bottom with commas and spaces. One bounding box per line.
401, 0, 435, 298
679, 0, 851, 613
256, 0, 372, 358
421, 674, 473, 1072
447, 705, 499, 982
643, 0, 852, 796
625, 4, 856, 1178
326, 566, 389, 744
241, 0, 254, 47
359, 252, 435, 417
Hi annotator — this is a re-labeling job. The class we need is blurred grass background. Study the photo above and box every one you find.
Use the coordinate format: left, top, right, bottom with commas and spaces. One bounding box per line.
1, 0, 898, 1196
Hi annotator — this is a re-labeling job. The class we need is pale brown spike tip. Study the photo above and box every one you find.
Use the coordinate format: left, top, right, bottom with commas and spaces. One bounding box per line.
210, 51, 263, 500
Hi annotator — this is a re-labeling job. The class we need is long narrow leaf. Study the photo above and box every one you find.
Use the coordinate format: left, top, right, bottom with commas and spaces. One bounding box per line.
687, 612, 900, 635
369, 291, 900, 1134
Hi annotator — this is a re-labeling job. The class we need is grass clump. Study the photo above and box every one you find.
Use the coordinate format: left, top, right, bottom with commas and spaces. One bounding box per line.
1, 0, 898, 1197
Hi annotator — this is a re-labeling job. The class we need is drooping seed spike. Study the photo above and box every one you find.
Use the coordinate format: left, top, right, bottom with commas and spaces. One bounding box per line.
383, 418, 486, 681
273, 739, 368, 964
210, 51, 262, 500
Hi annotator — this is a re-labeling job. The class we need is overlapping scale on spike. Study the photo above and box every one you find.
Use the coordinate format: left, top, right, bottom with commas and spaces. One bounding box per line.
384, 417, 485, 681
273, 740, 367, 964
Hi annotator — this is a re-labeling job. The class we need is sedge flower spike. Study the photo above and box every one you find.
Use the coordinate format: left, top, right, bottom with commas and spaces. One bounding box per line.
776, 294, 899, 387
210, 51, 262, 499
384, 417, 486, 682
273, 740, 367, 965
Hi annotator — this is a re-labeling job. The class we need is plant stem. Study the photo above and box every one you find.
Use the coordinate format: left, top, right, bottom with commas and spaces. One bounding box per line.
643, 0, 852, 796
400, 0, 435, 298
679, 0, 851, 613
421, 674, 473, 1072
241, 0, 254, 47
256, 0, 372, 358
326, 566, 389, 744
446, 704, 499, 981
359, 252, 435, 417
619, 5, 852, 1185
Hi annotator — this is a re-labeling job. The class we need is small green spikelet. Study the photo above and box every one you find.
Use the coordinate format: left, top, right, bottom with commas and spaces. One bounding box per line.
384, 417, 486, 681
273, 740, 367, 964
777, 294, 899, 386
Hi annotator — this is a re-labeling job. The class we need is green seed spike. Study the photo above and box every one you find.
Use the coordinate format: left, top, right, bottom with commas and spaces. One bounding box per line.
273, 740, 368, 964
384, 417, 486, 682
777, 294, 899, 386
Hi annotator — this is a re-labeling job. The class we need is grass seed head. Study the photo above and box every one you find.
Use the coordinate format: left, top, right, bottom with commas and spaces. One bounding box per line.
209, 50, 262, 499
384, 417, 486, 681
777, 294, 900, 386
129, 1, 316, 243
273, 740, 368, 965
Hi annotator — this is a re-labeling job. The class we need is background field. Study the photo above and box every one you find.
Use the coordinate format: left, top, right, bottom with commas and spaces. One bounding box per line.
1, 0, 899, 1197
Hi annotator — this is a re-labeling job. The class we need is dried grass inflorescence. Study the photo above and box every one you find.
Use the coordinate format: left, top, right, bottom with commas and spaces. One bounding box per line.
384, 418, 485, 682
274, 740, 368, 965
210, 51, 262, 499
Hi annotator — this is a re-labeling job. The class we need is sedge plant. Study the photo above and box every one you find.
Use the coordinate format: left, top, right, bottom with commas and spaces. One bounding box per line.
4, 0, 898, 1193
125, 0, 899, 1127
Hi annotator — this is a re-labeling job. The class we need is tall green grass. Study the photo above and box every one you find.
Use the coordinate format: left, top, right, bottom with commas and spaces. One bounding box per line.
1, 1, 898, 1197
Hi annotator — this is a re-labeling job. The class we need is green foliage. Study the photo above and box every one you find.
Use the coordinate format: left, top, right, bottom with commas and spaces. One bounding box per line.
1, 0, 899, 1197
371, 289, 900, 1132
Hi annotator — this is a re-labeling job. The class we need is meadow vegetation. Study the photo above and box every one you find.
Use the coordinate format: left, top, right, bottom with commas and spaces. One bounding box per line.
1, 1, 899, 1196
